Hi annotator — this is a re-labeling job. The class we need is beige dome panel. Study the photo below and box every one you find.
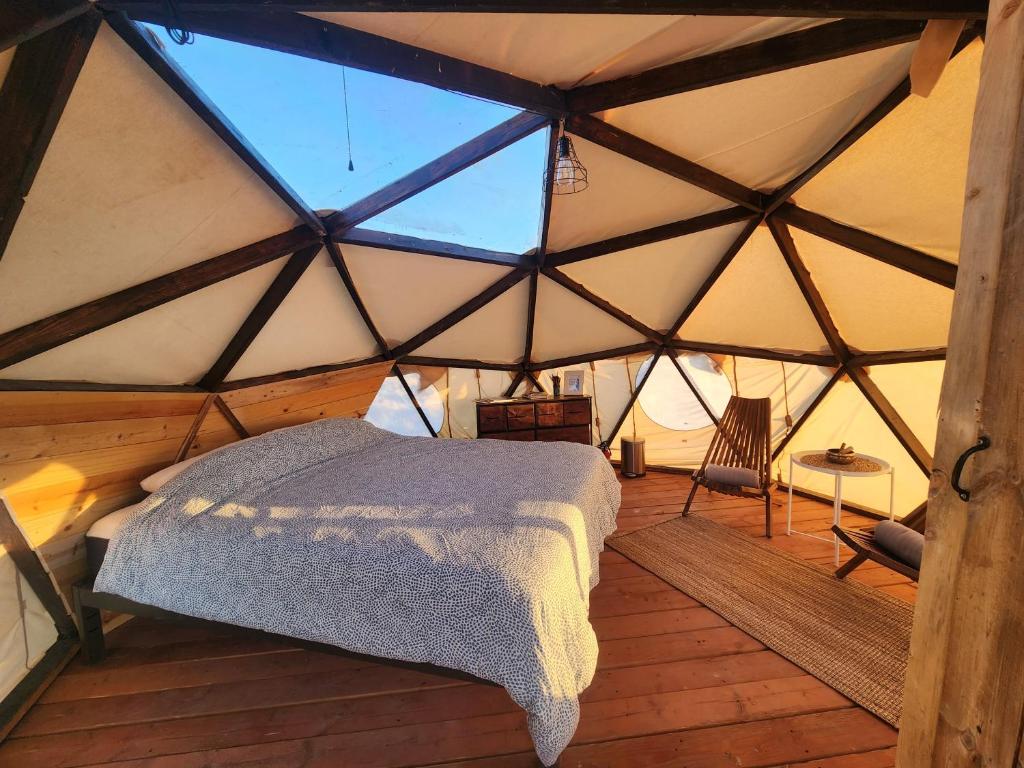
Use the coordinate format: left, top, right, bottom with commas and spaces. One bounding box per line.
560, 221, 749, 332
599, 42, 915, 192
0, 23, 300, 335
791, 228, 953, 352
226, 251, 381, 382
862, 361, 944, 455
796, 40, 982, 265
546, 136, 731, 252
678, 226, 829, 353
415, 279, 530, 365
341, 245, 512, 349
531, 275, 647, 363
0, 263, 281, 385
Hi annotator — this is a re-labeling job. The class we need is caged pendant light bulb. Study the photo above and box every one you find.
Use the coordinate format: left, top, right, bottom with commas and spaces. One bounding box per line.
547, 122, 588, 194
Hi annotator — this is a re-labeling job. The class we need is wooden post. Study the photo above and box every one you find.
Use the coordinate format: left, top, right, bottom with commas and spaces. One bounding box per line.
898, 2, 1024, 766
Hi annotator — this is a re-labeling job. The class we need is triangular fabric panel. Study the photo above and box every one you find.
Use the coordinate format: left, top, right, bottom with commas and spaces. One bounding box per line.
546, 135, 733, 253
790, 228, 953, 352
0, 546, 59, 701
796, 40, 983, 264
152, 23, 521, 212
444, 368, 522, 438
679, 226, 830, 353
414, 279, 530, 364
363, 130, 549, 255
226, 251, 381, 382
866, 361, 945, 454
777, 375, 930, 516
0, 47, 14, 88
311, 13, 822, 89
560, 221, 749, 332
599, 42, 915, 192
365, 369, 443, 437
0, 263, 281, 385
0, 23, 299, 335
531, 275, 647, 362
341, 245, 512, 350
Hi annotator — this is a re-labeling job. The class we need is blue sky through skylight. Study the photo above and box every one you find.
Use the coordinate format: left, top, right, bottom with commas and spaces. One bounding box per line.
148, 26, 546, 253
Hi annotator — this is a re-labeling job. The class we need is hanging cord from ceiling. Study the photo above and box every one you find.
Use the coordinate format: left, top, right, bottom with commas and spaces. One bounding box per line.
342, 66, 355, 172
781, 361, 793, 429
161, 0, 194, 45
590, 361, 604, 445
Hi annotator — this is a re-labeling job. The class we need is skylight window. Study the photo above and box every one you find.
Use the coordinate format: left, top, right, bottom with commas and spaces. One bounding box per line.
636, 354, 732, 431
146, 26, 523, 212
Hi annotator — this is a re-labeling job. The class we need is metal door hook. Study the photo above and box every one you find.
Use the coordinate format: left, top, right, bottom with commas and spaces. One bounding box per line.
951, 436, 991, 501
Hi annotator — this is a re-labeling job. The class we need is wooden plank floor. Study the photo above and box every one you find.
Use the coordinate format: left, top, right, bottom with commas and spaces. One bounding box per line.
0, 471, 916, 768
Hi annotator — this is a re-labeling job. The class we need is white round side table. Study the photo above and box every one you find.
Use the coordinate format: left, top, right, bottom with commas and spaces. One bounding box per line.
786, 450, 895, 566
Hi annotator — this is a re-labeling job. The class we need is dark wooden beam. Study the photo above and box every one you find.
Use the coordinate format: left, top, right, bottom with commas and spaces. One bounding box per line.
847, 364, 933, 474
670, 339, 838, 366
198, 244, 320, 390
774, 203, 958, 288
526, 341, 659, 372
399, 355, 519, 372
604, 347, 663, 448
104, 12, 325, 235
665, 348, 720, 426
542, 267, 664, 343
389, 269, 531, 359
217, 354, 387, 391
0, 499, 77, 638
0, 0, 91, 53
772, 365, 844, 458
174, 394, 216, 463
105, 1, 989, 20
767, 217, 850, 361
522, 270, 539, 365
850, 348, 947, 366
324, 112, 548, 235
665, 218, 761, 339
337, 228, 530, 269
212, 395, 250, 438
0, 380, 205, 393
324, 240, 390, 356
566, 114, 762, 211
536, 121, 560, 267
765, 24, 982, 213
0, 226, 320, 370
504, 370, 526, 397
393, 364, 438, 437
567, 19, 927, 113
0, 10, 99, 260
545, 207, 756, 267
118, 7, 566, 117
524, 371, 547, 393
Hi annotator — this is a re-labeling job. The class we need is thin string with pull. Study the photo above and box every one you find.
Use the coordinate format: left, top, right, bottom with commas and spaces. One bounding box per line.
342, 67, 355, 172
162, 0, 194, 45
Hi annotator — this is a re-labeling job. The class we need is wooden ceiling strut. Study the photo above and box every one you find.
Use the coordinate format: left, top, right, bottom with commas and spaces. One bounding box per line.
174, 393, 217, 463
765, 23, 982, 212
665, 217, 761, 340
774, 203, 958, 288
504, 370, 526, 397
0, 226, 319, 371
337, 228, 529, 269
541, 267, 665, 343
526, 341, 659, 372
771, 365, 844, 459
0, 0, 92, 52
566, 114, 763, 211
212, 395, 250, 438
524, 371, 547, 393
217, 353, 388, 391
536, 121, 561, 268
846, 364, 933, 474
102, 1, 989, 21
767, 217, 851, 362
198, 244, 321, 390
850, 348, 947, 366
0, 10, 100, 262
670, 339, 837, 366
522, 271, 539, 367
545, 207, 756, 267
324, 112, 548, 235
399, 356, 519, 372
392, 363, 438, 437
604, 347, 663, 448
389, 269, 531, 360
566, 19, 929, 114
324, 240, 391, 357
104, 12, 325, 235
117, 7, 566, 117
665, 348, 720, 426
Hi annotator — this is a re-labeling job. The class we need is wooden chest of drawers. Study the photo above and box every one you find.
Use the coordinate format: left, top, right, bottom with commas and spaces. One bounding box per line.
475, 396, 592, 445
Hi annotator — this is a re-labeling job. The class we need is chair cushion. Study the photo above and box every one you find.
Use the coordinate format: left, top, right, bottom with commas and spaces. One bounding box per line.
705, 464, 760, 489
874, 520, 925, 570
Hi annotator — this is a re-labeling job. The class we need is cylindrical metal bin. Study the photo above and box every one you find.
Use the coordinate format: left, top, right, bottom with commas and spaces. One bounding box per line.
620, 436, 646, 478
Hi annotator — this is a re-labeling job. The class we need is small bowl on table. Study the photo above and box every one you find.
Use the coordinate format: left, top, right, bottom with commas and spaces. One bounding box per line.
826, 447, 856, 465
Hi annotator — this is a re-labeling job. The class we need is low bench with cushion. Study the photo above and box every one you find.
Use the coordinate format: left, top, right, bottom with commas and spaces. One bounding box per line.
832, 503, 927, 582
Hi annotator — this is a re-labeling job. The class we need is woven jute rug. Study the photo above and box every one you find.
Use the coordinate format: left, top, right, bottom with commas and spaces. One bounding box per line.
609, 515, 913, 726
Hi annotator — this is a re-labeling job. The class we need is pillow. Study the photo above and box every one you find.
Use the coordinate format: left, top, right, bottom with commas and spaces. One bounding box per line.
874, 520, 925, 569
704, 464, 760, 489
140, 435, 255, 492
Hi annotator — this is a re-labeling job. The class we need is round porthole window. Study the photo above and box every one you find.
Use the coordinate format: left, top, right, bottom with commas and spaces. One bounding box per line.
366, 373, 445, 436
635, 354, 732, 431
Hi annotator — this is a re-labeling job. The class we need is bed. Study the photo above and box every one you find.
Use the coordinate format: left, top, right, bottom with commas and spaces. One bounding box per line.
77, 418, 620, 767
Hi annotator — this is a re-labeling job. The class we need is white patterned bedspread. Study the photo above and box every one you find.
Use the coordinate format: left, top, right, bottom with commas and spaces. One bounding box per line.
95, 418, 620, 765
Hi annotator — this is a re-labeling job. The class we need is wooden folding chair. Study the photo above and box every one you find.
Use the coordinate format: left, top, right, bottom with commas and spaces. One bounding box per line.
683, 396, 774, 537
832, 502, 926, 582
